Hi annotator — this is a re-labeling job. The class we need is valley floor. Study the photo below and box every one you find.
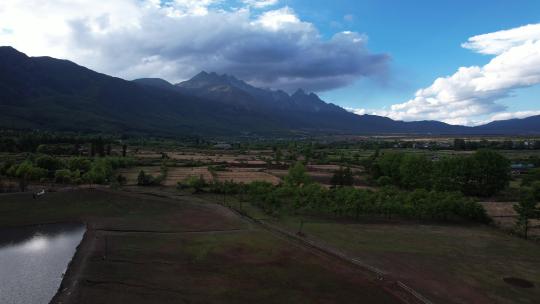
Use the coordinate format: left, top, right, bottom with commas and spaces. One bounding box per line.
2, 186, 539, 303
0, 189, 403, 304
216, 193, 540, 304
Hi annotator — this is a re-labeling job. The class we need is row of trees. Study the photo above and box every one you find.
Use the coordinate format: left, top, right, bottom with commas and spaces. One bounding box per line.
0, 130, 132, 158
0, 130, 115, 153
368, 150, 511, 197
0, 155, 133, 189
243, 182, 488, 222
203, 162, 490, 223
454, 138, 540, 151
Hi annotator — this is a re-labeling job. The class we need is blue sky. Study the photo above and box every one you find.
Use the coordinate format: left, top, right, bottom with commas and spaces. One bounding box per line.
1, 0, 539, 125
290, 0, 540, 119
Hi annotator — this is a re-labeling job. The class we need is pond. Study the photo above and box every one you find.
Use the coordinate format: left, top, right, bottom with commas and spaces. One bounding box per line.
0, 223, 85, 304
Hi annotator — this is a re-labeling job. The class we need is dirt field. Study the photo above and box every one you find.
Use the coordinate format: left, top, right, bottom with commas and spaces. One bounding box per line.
216, 168, 281, 185
266, 168, 370, 187
481, 201, 540, 238
118, 167, 282, 186
164, 167, 215, 186
266, 169, 334, 183
0, 190, 402, 304
117, 166, 162, 185
166, 151, 267, 164
273, 217, 540, 304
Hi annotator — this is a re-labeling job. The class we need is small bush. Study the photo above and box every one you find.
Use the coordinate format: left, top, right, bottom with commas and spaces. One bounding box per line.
178, 175, 207, 193
54, 169, 73, 184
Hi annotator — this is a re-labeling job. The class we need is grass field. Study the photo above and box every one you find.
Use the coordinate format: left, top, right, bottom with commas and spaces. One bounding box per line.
217, 196, 540, 304
0, 190, 402, 304
276, 217, 540, 304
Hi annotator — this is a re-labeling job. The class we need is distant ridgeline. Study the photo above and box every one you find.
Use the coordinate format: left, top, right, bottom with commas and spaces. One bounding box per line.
1, 46, 540, 136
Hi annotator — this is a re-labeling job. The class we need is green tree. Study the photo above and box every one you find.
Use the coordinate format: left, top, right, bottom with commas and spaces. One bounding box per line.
331, 166, 354, 187
514, 189, 540, 239
15, 161, 47, 180
83, 159, 113, 184
375, 152, 404, 185
376, 176, 392, 186
274, 148, 282, 163
355, 189, 373, 219
284, 162, 311, 187
464, 150, 510, 197
14, 161, 47, 191
433, 156, 467, 192
67, 157, 92, 173
454, 138, 466, 150
522, 168, 540, 186
399, 154, 432, 189
302, 183, 326, 213
179, 175, 207, 193
137, 170, 155, 186
532, 181, 540, 201
0, 159, 15, 176
35, 155, 64, 172
55, 169, 73, 183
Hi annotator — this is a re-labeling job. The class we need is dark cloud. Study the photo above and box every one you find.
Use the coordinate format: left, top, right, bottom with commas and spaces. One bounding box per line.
2, 1, 390, 93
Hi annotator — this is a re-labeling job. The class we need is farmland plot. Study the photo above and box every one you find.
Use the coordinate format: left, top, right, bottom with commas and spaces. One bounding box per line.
216, 168, 281, 185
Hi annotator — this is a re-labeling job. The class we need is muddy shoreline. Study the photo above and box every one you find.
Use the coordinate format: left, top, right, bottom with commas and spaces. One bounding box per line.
50, 226, 94, 304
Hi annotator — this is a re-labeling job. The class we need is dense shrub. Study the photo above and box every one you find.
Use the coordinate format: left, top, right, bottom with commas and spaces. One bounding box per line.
67, 157, 92, 173
330, 166, 354, 187
13, 161, 47, 180
284, 162, 311, 187
35, 155, 64, 174
209, 162, 491, 224
177, 175, 207, 192
372, 150, 510, 197
54, 169, 73, 183
522, 168, 540, 186
229, 181, 490, 223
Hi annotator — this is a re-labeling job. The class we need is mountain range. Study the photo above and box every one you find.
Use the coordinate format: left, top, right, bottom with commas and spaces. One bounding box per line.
1, 46, 539, 137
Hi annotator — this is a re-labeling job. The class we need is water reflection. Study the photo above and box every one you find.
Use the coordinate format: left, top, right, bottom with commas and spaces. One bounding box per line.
0, 223, 85, 304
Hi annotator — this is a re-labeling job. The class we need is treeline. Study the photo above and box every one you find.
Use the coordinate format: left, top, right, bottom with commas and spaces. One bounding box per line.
198, 162, 490, 223
453, 138, 540, 151
0, 130, 109, 153
0, 155, 133, 189
366, 150, 511, 197
0, 129, 209, 153
242, 138, 540, 153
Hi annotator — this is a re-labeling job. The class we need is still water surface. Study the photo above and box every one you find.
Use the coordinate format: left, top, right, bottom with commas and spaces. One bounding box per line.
0, 223, 85, 304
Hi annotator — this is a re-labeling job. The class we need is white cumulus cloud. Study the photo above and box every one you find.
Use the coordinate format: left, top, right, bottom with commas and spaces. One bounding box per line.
479, 110, 540, 125
357, 23, 540, 126
345, 107, 366, 115
243, 0, 279, 8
